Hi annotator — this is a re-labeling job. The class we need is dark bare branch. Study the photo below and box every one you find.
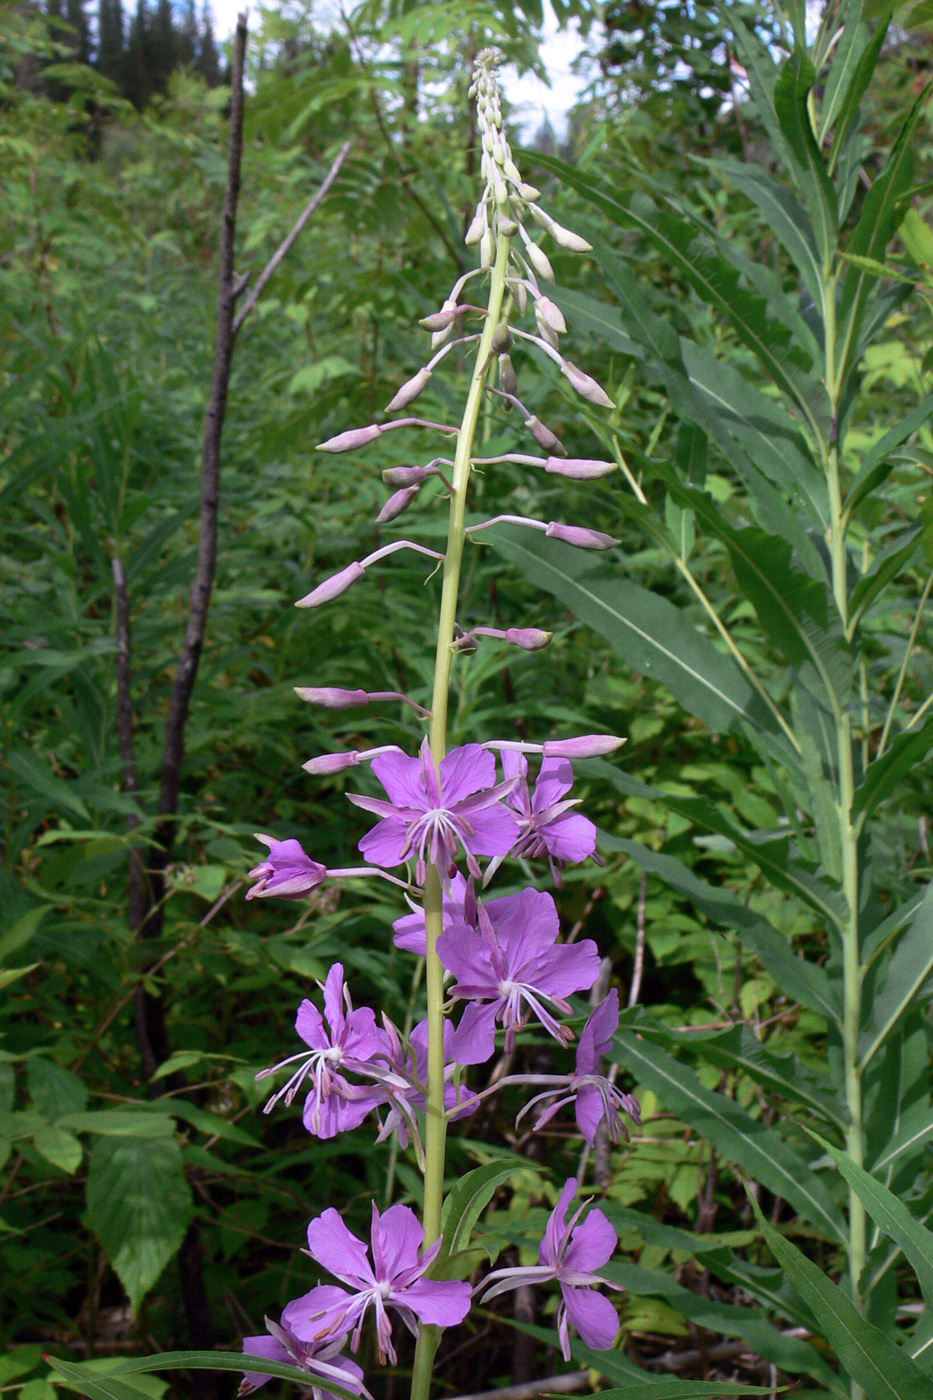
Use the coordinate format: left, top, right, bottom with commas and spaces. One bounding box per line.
233, 140, 351, 336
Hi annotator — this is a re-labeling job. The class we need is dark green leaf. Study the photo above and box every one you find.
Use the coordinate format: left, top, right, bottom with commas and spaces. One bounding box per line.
860, 884, 933, 1069
774, 50, 839, 265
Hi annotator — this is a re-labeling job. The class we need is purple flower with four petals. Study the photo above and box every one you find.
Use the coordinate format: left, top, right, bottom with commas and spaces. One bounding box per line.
348, 739, 520, 884
439, 887, 600, 1064
283, 1204, 471, 1365
495, 753, 597, 885
476, 1178, 620, 1361
240, 1316, 366, 1398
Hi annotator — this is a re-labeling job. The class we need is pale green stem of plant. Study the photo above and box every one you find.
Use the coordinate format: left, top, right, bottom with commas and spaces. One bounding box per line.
409, 232, 512, 1400
903, 685, 933, 733
825, 375, 867, 1393
877, 570, 933, 757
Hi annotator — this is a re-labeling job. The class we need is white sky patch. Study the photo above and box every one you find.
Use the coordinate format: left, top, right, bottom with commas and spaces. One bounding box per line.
209, 1, 589, 137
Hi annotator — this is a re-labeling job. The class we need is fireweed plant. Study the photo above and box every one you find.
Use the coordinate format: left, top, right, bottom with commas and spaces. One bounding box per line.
239, 50, 641, 1400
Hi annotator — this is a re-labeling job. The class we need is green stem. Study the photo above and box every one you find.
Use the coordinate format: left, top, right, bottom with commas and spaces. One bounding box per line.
409, 231, 511, 1400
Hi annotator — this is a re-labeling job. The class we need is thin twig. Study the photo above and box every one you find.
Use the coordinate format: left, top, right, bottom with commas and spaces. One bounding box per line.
233, 141, 351, 336
629, 868, 648, 1009
447, 1371, 591, 1400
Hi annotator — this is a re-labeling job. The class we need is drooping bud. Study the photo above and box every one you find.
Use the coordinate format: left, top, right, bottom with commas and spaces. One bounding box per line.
302, 751, 363, 775
535, 296, 567, 335
294, 687, 369, 708
523, 241, 555, 283
386, 367, 432, 413
513, 279, 528, 315
491, 322, 512, 353
376, 486, 421, 523
317, 425, 382, 453
480, 227, 496, 268
550, 222, 593, 253
498, 627, 553, 650
420, 303, 458, 332
465, 213, 484, 246
545, 457, 617, 480
545, 522, 620, 550
296, 561, 366, 608
527, 416, 566, 456
561, 362, 615, 408
535, 319, 561, 351
383, 465, 431, 488
543, 735, 627, 759
499, 216, 519, 237
518, 182, 541, 201
498, 354, 518, 397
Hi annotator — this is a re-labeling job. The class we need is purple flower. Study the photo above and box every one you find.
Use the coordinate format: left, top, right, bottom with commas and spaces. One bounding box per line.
392, 872, 472, 956
240, 1316, 366, 1398
348, 738, 520, 884
498, 753, 597, 884
519, 990, 642, 1146
256, 965, 384, 1139
439, 888, 600, 1064
476, 1179, 619, 1361
247, 835, 327, 900
283, 1204, 472, 1365
365, 1018, 478, 1158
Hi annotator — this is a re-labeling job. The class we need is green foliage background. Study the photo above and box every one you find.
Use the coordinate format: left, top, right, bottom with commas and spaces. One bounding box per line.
2, 1, 933, 1397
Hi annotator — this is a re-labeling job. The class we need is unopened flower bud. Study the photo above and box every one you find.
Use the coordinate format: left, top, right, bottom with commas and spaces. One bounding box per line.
465, 214, 484, 246
386, 366, 432, 412
302, 751, 363, 775
296, 561, 366, 608
499, 216, 519, 237
498, 354, 518, 396
518, 183, 541, 201
480, 227, 496, 267
527, 416, 566, 455
513, 280, 528, 315
550, 222, 593, 253
504, 627, 552, 650
503, 157, 522, 182
546, 522, 620, 550
535, 296, 567, 335
543, 735, 627, 759
536, 319, 561, 351
376, 485, 421, 523
420, 303, 459, 332
317, 425, 382, 453
545, 457, 617, 480
524, 242, 555, 283
494, 180, 509, 206
383, 465, 431, 487
561, 362, 614, 408
491, 323, 512, 353
294, 687, 369, 708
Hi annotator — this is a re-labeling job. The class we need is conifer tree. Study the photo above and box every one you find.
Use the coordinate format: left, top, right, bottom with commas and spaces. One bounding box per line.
64, 0, 91, 62
150, 0, 177, 89
97, 0, 125, 83
198, 2, 219, 86
124, 0, 152, 106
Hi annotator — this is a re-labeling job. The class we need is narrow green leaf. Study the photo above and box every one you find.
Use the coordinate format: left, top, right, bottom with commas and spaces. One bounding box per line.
0, 906, 52, 964
610, 1031, 847, 1242
488, 527, 779, 738
828, 5, 893, 161
47, 1351, 363, 1400
860, 884, 933, 1069
438, 1156, 528, 1262
85, 1136, 193, 1312
702, 157, 823, 306
820, 0, 872, 139
751, 1198, 931, 1399
853, 718, 933, 821
59, 1110, 175, 1137
598, 833, 839, 1020
6, 750, 90, 823
850, 523, 923, 628
845, 389, 933, 518
808, 1129, 933, 1303
774, 50, 839, 266
871, 1110, 933, 1176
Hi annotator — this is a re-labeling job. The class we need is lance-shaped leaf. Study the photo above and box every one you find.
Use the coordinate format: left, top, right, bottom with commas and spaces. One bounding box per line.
487, 526, 781, 739
871, 1111, 933, 1178
849, 522, 923, 632
860, 884, 933, 1070
750, 1197, 932, 1400
853, 717, 933, 823
774, 50, 839, 268
438, 1156, 528, 1264
597, 832, 839, 1020
602, 1257, 843, 1391
660, 470, 851, 706
610, 1031, 847, 1242
47, 1353, 363, 1400
526, 153, 830, 446
825, 3, 893, 166
808, 1129, 933, 1304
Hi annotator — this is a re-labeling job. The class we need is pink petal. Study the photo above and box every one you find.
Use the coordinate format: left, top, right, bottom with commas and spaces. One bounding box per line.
439, 743, 497, 803
563, 1207, 617, 1274
241, 1334, 288, 1393
437, 928, 493, 986
400, 1276, 472, 1327
359, 816, 409, 867
577, 991, 619, 1073
560, 1284, 618, 1351
540, 812, 597, 864
371, 749, 428, 809
574, 1085, 605, 1148
283, 1284, 358, 1342
448, 1001, 500, 1065
540, 1179, 578, 1267
376, 1203, 425, 1282
306, 1209, 374, 1287
532, 758, 574, 810
295, 999, 326, 1051
531, 939, 601, 999
322, 965, 347, 1038
461, 804, 521, 857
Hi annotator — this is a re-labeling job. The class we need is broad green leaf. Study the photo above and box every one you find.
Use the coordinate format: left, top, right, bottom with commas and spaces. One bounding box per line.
27, 1057, 88, 1120
439, 1156, 528, 1262
602, 1257, 841, 1390
33, 1124, 83, 1175
19, 1381, 56, 1400
47, 1351, 362, 1400
610, 1031, 847, 1242
751, 1198, 932, 1399
598, 833, 838, 1019
860, 884, 933, 1069
774, 50, 839, 267
853, 718, 933, 821
487, 527, 778, 738
85, 1136, 193, 1312
808, 1130, 933, 1303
